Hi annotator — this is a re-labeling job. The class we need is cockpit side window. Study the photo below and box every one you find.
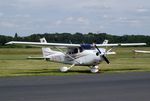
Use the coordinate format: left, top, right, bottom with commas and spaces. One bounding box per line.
73, 48, 78, 54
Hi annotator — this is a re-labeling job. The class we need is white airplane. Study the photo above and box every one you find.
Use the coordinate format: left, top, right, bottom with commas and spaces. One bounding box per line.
134, 50, 150, 54
6, 38, 146, 73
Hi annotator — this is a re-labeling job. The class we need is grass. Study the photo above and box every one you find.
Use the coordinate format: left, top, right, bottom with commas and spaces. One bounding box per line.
0, 47, 150, 77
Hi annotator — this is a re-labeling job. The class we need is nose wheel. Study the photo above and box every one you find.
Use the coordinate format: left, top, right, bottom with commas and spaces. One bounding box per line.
90, 65, 99, 73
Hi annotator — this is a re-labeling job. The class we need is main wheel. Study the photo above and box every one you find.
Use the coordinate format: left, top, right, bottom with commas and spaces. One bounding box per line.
60, 66, 69, 72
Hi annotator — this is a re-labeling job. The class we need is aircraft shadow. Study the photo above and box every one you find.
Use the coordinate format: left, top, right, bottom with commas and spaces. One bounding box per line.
14, 69, 92, 75
13, 67, 144, 76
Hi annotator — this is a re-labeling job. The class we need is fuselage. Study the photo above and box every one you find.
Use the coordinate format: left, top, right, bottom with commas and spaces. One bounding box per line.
46, 48, 105, 66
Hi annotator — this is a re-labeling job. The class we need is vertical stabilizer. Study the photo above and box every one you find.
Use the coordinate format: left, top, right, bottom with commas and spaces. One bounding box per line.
40, 38, 47, 43
102, 40, 109, 44
40, 38, 52, 57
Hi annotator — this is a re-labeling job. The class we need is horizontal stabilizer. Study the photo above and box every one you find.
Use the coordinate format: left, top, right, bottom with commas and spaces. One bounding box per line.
27, 56, 49, 60
106, 52, 116, 55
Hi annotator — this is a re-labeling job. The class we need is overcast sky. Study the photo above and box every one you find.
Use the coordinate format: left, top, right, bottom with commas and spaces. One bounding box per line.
0, 0, 150, 36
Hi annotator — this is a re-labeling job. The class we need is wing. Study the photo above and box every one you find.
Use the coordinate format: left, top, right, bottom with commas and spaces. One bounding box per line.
134, 50, 150, 54
6, 41, 146, 47
6, 41, 80, 47
96, 43, 146, 47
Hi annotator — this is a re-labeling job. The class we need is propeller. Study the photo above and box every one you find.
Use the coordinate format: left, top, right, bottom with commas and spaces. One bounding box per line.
94, 44, 110, 64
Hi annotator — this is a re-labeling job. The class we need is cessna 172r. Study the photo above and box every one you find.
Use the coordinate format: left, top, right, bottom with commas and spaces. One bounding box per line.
6, 38, 146, 73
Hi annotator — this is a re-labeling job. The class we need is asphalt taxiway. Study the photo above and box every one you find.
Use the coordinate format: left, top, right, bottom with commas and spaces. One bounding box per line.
0, 72, 150, 101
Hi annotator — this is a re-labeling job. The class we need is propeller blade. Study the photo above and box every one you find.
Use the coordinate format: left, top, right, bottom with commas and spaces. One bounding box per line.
102, 55, 110, 64
94, 45, 101, 54
94, 44, 110, 64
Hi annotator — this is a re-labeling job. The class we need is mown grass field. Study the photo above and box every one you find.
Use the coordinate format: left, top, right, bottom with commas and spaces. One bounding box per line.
0, 47, 150, 77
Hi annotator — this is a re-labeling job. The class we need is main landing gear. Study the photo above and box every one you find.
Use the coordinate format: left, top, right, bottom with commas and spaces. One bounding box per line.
60, 66, 69, 72
60, 64, 75, 72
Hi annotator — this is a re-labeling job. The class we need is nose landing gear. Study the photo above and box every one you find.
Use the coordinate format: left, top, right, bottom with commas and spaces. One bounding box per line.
90, 65, 99, 73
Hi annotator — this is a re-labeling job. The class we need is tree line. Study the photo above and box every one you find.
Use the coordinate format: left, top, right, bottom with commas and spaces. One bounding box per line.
0, 32, 150, 47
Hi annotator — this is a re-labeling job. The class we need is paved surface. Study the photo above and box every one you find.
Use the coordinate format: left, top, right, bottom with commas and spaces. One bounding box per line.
0, 72, 150, 101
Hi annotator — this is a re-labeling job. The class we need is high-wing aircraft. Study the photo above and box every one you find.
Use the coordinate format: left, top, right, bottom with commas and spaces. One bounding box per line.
6, 38, 146, 73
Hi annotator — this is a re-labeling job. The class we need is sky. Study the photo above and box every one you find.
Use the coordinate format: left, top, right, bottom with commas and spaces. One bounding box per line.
0, 0, 150, 36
